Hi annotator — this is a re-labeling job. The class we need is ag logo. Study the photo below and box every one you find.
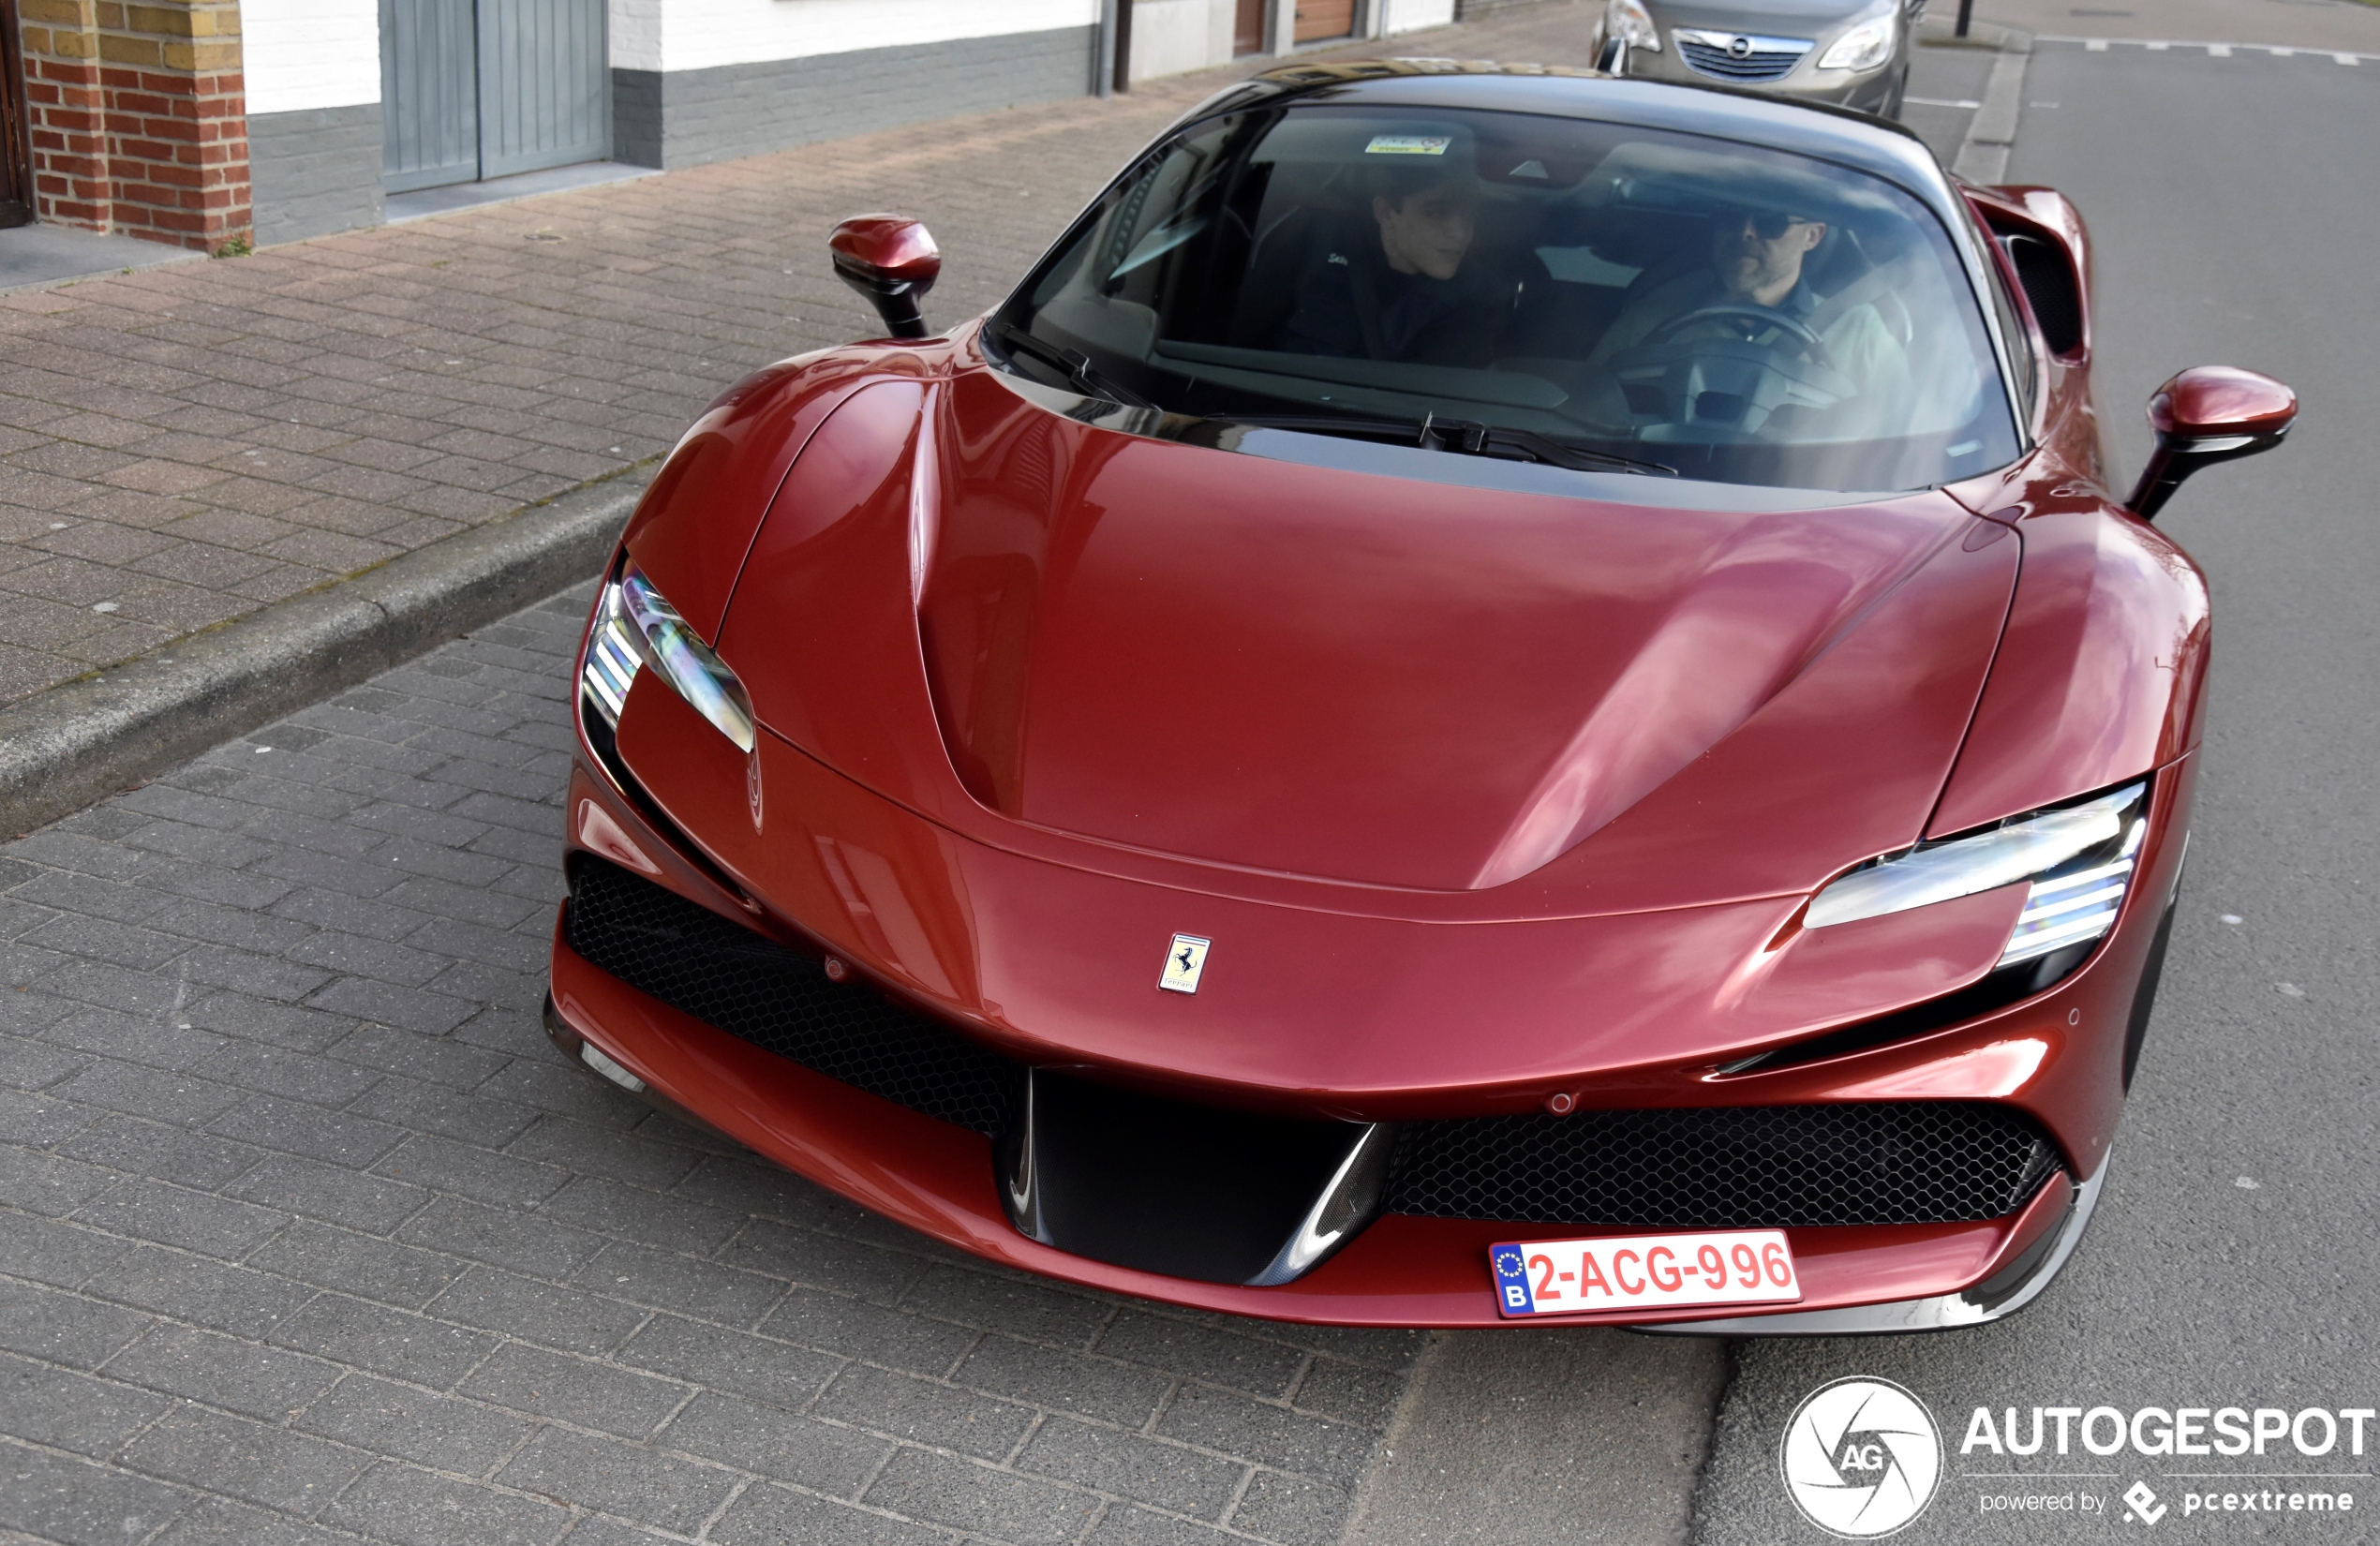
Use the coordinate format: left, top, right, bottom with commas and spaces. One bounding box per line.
1779, 1377, 1941, 1538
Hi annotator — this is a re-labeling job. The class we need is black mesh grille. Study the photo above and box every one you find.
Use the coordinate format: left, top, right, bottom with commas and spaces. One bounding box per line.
1386, 1104, 2058, 1228
1676, 39, 1804, 82
565, 856, 1019, 1136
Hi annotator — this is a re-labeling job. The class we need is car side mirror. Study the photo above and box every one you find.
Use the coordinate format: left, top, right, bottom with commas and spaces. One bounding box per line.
2127, 365, 2296, 521
829, 215, 941, 340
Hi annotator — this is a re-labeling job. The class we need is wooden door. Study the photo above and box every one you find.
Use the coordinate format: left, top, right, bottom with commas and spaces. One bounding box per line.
477, 0, 607, 181
382, 0, 481, 192
0, 0, 31, 228
382, 0, 606, 194
1292, 0, 1355, 42
1235, 0, 1268, 55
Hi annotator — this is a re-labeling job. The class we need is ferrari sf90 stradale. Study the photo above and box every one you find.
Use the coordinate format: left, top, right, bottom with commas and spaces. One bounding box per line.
545, 60, 2293, 1330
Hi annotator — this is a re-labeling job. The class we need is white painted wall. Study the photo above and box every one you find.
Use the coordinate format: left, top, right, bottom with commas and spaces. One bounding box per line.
242, 0, 1103, 115
611, 0, 665, 73
1380, 0, 1456, 34
1128, 0, 1234, 81
1128, 0, 1197, 79
243, 0, 379, 114
625, 0, 1101, 75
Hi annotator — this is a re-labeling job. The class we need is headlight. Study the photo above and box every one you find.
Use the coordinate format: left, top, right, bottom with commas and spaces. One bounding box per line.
1817, 15, 1895, 70
579, 563, 756, 752
1807, 781, 2148, 970
1605, 0, 1662, 52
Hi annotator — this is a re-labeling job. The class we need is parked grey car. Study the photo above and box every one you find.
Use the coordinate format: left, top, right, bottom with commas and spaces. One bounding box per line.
1595, 0, 1921, 116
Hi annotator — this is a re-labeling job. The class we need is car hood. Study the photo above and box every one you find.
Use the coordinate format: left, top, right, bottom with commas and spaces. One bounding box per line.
717, 367, 2017, 899
1650, 0, 1883, 30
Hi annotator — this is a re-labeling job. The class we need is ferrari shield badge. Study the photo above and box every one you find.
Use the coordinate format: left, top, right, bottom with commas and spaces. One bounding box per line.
1159, 934, 1211, 994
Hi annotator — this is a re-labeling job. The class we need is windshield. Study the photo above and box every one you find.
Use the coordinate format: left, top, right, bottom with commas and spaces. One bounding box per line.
989, 103, 2020, 493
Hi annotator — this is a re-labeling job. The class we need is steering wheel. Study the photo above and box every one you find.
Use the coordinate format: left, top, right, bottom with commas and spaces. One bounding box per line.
1648, 304, 1838, 373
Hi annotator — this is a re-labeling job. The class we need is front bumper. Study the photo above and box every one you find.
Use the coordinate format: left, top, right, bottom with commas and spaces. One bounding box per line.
547, 929, 2083, 1329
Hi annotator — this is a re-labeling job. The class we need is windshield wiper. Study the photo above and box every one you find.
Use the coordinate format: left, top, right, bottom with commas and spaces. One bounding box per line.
993, 323, 1156, 410
1209, 411, 1677, 478
1449, 422, 1679, 478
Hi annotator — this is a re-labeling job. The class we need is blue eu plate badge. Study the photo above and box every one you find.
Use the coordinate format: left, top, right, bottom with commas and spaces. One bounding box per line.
1492, 1244, 1534, 1314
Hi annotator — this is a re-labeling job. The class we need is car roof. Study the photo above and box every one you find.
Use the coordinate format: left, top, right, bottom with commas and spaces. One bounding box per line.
1179, 59, 1963, 230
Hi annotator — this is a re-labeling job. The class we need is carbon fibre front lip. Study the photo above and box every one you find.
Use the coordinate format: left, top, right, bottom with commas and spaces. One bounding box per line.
1629, 1146, 2107, 1335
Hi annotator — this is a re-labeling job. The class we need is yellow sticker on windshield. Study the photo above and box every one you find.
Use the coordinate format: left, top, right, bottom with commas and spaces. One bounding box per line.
1363, 135, 1450, 156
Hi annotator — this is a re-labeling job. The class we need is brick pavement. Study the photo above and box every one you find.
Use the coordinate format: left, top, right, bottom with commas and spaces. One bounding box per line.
0, 580, 1429, 1546
0, 3, 1603, 713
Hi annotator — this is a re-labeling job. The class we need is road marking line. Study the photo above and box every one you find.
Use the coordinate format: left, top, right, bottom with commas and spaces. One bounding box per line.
1906, 96, 1982, 108
2042, 35, 2380, 62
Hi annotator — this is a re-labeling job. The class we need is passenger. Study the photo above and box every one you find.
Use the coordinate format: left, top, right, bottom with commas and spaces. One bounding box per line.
1274, 158, 1508, 364
1587, 201, 1912, 423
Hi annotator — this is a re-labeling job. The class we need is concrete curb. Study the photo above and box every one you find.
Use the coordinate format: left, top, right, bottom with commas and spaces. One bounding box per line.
1339, 1328, 1729, 1546
0, 468, 652, 837
1951, 22, 2036, 183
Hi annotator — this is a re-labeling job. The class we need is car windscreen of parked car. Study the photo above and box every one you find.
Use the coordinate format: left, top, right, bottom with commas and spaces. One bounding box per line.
991, 103, 2021, 493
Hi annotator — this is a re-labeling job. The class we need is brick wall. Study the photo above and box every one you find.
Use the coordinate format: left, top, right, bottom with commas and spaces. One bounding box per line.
15, 0, 251, 250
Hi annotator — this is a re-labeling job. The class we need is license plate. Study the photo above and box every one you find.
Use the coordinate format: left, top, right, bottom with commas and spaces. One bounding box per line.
1490, 1229, 1802, 1317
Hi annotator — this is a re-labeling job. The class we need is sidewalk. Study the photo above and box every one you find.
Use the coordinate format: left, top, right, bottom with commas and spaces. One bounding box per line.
0, 4, 1602, 719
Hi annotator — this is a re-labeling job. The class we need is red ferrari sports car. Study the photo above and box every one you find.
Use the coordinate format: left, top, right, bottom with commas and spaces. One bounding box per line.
544, 60, 2295, 1331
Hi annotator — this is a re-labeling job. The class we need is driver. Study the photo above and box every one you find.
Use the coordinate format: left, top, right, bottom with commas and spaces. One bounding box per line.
1584, 201, 1912, 416
1274, 157, 1508, 364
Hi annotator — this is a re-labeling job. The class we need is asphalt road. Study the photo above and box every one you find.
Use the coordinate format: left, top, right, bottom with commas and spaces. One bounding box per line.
1694, 39, 2380, 1544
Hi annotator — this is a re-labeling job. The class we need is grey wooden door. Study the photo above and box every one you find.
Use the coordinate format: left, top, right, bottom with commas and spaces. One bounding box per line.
478, 0, 608, 180
382, 0, 606, 193
382, 0, 481, 192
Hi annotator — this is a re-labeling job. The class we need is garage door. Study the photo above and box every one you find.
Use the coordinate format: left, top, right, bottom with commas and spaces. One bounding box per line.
1293, 0, 1357, 41
382, 0, 608, 194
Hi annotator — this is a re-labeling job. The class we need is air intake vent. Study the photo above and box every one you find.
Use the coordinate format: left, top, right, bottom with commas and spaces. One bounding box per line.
1386, 1103, 2059, 1228
2004, 232, 2085, 357
565, 856, 1019, 1136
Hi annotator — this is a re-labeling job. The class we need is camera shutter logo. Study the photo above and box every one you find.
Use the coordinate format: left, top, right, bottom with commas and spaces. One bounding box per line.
1779, 1377, 1942, 1537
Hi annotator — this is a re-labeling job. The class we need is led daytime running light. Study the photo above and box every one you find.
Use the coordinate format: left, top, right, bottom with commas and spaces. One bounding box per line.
577, 566, 757, 752
1997, 815, 2146, 968
1808, 779, 2147, 969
